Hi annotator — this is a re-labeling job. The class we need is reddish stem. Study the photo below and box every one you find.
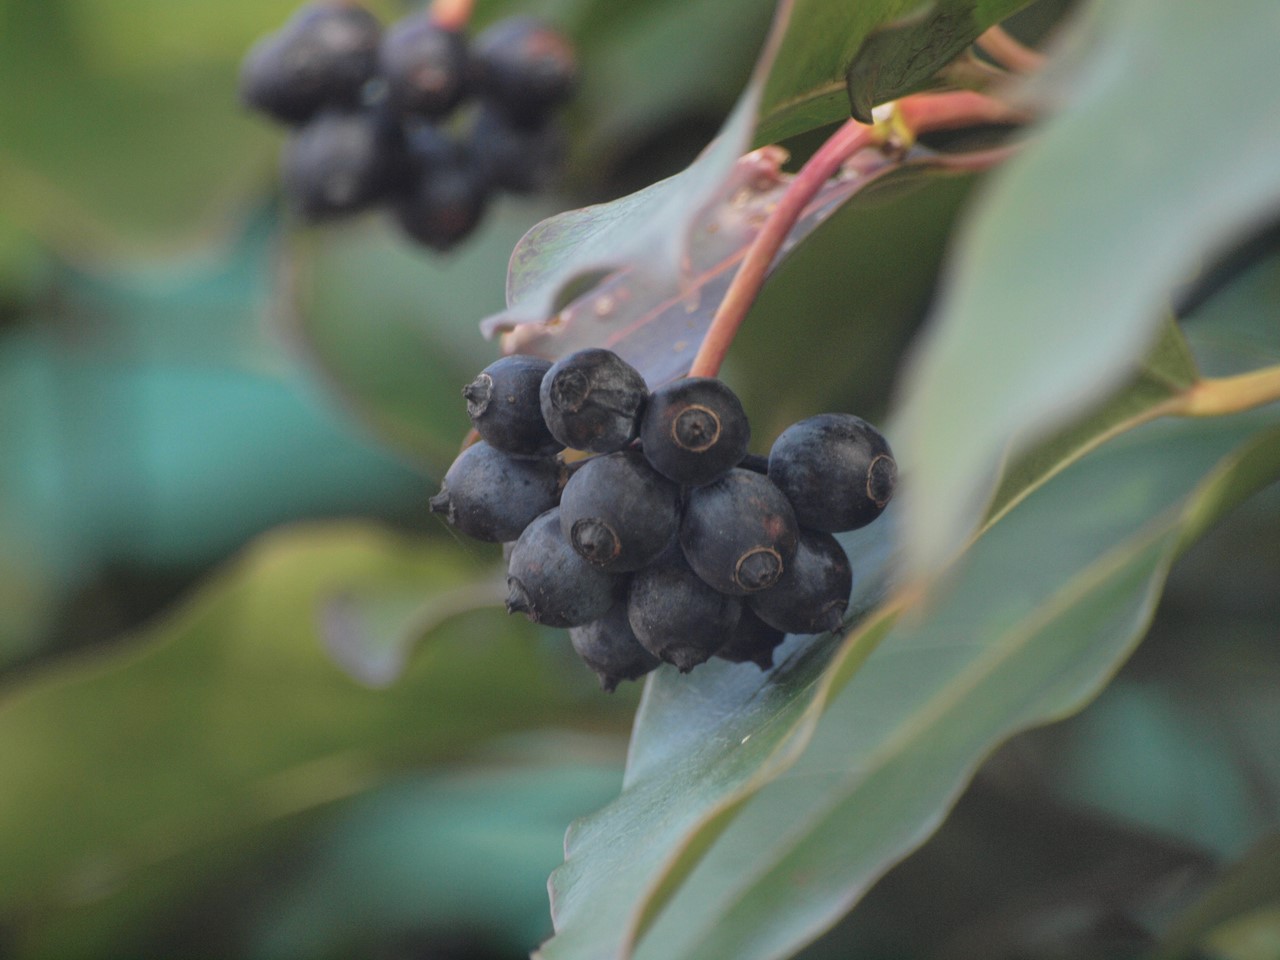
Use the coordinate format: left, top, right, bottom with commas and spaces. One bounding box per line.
687, 91, 1024, 379
429, 0, 474, 31
687, 120, 879, 378
975, 25, 1046, 74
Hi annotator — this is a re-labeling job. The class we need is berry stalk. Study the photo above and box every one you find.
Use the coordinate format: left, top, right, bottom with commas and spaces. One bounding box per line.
688, 91, 1026, 380
429, 0, 474, 31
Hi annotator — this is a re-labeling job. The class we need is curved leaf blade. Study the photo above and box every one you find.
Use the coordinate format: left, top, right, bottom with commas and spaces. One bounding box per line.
893, 0, 1280, 582
542, 405, 1280, 960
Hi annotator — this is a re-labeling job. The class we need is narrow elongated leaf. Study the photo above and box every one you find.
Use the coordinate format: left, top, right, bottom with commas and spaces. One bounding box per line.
893, 0, 1280, 582
540, 406, 1280, 960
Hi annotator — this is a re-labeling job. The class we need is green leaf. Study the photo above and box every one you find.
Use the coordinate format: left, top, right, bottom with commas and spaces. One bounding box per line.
844, 0, 1034, 123
245, 759, 625, 959
757, 0, 1031, 141
285, 208, 554, 470
893, 0, 1280, 582
0, 523, 600, 957
1154, 834, 1280, 960
538, 405, 1280, 960
0, 0, 289, 248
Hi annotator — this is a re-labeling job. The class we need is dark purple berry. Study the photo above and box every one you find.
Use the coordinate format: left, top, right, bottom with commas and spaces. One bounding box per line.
559, 450, 681, 572
569, 601, 661, 692
378, 16, 468, 118
716, 608, 786, 670
428, 441, 563, 542
747, 528, 852, 635
680, 469, 799, 595
540, 349, 649, 453
468, 105, 565, 194
627, 547, 741, 672
394, 159, 489, 250
240, 2, 381, 125
464, 355, 561, 458
505, 509, 624, 628
640, 377, 750, 486
472, 17, 577, 126
768, 414, 896, 533
281, 109, 406, 218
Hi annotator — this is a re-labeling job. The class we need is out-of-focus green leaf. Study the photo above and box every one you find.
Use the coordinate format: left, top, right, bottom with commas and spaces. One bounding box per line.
893, 0, 1280, 582
319, 563, 507, 688
538, 401, 1280, 960
0, 522, 600, 958
284, 206, 562, 471
0, 1, 289, 248
246, 759, 625, 960
1154, 836, 1280, 960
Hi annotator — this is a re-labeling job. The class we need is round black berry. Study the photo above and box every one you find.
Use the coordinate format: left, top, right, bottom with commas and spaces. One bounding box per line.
680, 469, 799, 595
747, 528, 852, 635
505, 508, 624, 628
394, 158, 489, 250
716, 608, 786, 670
240, 2, 382, 125
428, 441, 563, 542
627, 547, 741, 672
640, 377, 750, 486
540, 349, 649, 453
471, 17, 578, 126
767, 414, 896, 533
464, 355, 561, 458
468, 104, 565, 195
281, 108, 407, 218
569, 601, 661, 692
378, 16, 468, 118
558, 450, 681, 572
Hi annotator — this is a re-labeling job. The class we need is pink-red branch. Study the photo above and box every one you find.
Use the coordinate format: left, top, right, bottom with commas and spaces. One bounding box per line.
687, 91, 1026, 380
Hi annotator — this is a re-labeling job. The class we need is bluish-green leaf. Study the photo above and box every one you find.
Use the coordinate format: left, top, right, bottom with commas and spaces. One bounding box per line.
540, 402, 1280, 960
893, 0, 1280, 582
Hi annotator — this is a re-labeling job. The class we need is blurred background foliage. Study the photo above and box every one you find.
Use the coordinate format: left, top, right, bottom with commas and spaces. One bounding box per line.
0, 0, 1276, 958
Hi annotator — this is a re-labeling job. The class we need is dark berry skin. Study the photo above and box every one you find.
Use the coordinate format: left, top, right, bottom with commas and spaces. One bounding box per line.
640, 377, 750, 486
468, 105, 565, 195
680, 469, 799, 595
540, 349, 649, 453
569, 601, 661, 692
464, 355, 561, 458
717, 608, 786, 670
394, 159, 489, 250
768, 414, 897, 533
240, 2, 381, 125
559, 450, 681, 572
281, 109, 407, 218
506, 509, 623, 628
428, 441, 563, 542
628, 547, 741, 672
748, 528, 852, 635
378, 17, 468, 118
472, 17, 578, 126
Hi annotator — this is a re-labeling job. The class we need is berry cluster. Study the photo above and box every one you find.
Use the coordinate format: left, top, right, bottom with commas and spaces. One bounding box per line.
239, 1, 577, 250
431, 349, 897, 692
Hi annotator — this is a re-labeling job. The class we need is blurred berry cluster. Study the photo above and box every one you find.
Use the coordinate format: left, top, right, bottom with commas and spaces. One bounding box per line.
240, 1, 577, 249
